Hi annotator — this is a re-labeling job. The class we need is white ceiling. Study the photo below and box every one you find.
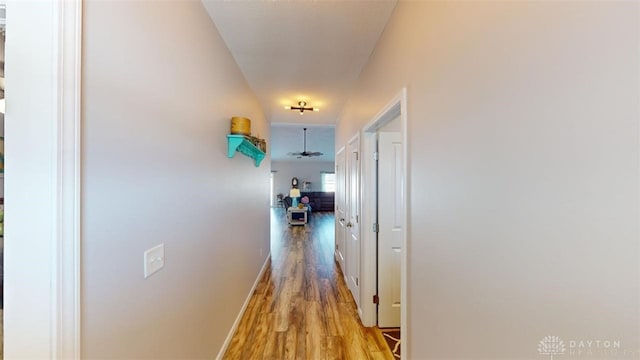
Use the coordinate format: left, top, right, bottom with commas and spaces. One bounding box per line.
203, 0, 396, 125
202, 0, 397, 160
270, 124, 335, 162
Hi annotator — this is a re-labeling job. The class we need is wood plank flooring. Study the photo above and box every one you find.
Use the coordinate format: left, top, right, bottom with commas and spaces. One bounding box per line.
223, 209, 393, 360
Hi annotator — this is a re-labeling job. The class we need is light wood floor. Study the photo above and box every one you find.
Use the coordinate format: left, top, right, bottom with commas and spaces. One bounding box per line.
222, 209, 394, 360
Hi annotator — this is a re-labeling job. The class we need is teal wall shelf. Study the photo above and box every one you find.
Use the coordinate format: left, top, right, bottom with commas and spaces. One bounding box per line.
227, 134, 266, 167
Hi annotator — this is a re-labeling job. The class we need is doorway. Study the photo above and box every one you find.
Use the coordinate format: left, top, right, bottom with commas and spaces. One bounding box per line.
376, 119, 402, 328
360, 88, 408, 349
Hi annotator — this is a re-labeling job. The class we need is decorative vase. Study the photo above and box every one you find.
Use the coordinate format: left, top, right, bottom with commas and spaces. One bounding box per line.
230, 117, 251, 135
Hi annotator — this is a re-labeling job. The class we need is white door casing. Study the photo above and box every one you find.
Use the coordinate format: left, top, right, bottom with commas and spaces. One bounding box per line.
4, 0, 82, 358
360, 88, 407, 352
378, 130, 403, 328
346, 134, 361, 309
335, 147, 347, 272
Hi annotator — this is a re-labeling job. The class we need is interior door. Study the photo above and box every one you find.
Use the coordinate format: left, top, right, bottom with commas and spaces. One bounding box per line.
346, 136, 361, 307
378, 130, 402, 328
335, 148, 347, 273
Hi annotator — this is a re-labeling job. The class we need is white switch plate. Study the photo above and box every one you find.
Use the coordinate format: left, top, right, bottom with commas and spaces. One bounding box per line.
144, 244, 165, 279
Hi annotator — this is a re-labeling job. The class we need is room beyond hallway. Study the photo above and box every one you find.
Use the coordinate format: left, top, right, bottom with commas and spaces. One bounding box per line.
222, 209, 393, 359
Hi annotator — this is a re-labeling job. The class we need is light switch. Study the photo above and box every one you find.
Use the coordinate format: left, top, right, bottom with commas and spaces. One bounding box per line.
144, 244, 165, 279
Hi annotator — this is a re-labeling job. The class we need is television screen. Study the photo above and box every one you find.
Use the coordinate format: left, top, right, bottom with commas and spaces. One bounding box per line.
292, 212, 305, 221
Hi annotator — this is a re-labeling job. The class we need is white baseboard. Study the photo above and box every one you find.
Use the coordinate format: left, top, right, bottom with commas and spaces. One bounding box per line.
215, 254, 271, 360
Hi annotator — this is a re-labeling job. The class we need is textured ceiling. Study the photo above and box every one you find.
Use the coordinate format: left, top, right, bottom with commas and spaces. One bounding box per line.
202, 0, 396, 161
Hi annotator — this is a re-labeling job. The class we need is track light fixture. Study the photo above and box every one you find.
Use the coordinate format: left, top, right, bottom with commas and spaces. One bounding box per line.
284, 101, 319, 115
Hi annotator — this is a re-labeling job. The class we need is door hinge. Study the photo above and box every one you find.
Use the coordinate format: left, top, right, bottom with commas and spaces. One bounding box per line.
356, 277, 359, 286
356, 215, 359, 223
373, 223, 379, 233
354, 151, 359, 161
373, 151, 379, 161
373, 294, 379, 304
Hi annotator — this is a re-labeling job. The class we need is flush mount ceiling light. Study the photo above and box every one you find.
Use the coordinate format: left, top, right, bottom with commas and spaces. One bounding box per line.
284, 101, 319, 115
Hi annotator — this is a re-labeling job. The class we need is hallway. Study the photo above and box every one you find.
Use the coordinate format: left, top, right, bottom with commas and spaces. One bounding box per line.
223, 210, 393, 359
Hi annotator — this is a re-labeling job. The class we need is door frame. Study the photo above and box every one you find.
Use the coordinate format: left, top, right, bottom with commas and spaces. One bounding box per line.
360, 88, 407, 336
334, 146, 347, 273
4, 1, 82, 358
346, 133, 362, 313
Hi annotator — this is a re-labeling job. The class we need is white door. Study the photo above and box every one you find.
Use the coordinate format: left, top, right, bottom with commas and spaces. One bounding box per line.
346, 136, 361, 307
335, 148, 347, 272
378, 131, 403, 327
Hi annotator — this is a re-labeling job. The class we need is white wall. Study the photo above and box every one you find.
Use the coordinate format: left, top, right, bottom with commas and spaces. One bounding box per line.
338, 2, 639, 358
271, 160, 335, 197
82, 1, 269, 358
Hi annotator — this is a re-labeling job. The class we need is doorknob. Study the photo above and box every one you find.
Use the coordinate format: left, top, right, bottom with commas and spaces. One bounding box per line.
339, 218, 345, 222
346, 222, 353, 228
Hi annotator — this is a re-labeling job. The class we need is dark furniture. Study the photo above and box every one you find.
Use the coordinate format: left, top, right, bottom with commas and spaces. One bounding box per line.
302, 191, 334, 212
283, 191, 335, 212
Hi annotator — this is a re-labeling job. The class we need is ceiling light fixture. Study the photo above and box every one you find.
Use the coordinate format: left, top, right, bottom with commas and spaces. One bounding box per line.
284, 101, 319, 115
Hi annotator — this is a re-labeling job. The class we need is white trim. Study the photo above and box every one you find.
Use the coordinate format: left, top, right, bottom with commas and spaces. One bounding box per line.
334, 146, 346, 267
346, 132, 363, 317
54, 0, 83, 358
360, 88, 408, 355
216, 254, 272, 360
360, 131, 377, 327
363, 102, 402, 133
4, 1, 82, 357
400, 88, 408, 359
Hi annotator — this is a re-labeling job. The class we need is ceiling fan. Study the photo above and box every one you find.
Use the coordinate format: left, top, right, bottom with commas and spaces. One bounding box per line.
288, 128, 323, 158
